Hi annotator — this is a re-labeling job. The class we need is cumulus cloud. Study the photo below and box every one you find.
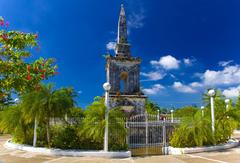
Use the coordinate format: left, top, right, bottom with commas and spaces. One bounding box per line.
222, 86, 240, 98
141, 71, 166, 81
172, 82, 197, 93
150, 55, 180, 70
106, 42, 116, 51
189, 82, 203, 88
143, 84, 164, 95
218, 60, 233, 67
202, 65, 240, 86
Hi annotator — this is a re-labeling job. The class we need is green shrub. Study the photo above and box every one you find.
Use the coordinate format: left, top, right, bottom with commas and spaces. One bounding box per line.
170, 111, 214, 147
174, 106, 198, 118
170, 90, 240, 147
50, 125, 82, 149
0, 105, 33, 144
0, 96, 127, 151
80, 96, 127, 150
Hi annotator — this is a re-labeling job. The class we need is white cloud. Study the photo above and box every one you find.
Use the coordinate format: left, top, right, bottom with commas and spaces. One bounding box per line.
190, 82, 203, 88
128, 13, 144, 29
172, 82, 197, 93
106, 42, 116, 51
150, 55, 180, 70
183, 58, 196, 66
222, 86, 240, 98
141, 71, 166, 81
143, 84, 164, 95
127, 8, 145, 29
218, 60, 233, 67
202, 65, 240, 86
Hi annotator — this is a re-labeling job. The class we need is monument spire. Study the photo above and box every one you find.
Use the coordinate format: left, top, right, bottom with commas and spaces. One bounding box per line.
117, 4, 127, 43
115, 4, 131, 58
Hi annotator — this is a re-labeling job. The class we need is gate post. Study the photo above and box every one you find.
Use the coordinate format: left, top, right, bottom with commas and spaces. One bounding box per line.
145, 113, 149, 155
125, 121, 129, 149
162, 118, 167, 155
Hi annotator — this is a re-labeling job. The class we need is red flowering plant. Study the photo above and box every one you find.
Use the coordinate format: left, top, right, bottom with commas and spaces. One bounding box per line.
0, 16, 57, 101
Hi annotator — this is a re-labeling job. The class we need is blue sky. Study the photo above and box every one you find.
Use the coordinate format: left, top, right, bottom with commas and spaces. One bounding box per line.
1, 0, 240, 108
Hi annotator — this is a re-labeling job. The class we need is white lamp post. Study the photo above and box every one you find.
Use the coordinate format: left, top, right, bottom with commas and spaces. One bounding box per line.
208, 89, 216, 133
225, 98, 230, 119
103, 82, 111, 152
170, 109, 174, 123
201, 106, 204, 117
225, 99, 230, 110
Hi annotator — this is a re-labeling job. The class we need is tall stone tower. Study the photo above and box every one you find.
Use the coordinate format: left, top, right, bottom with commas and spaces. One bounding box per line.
105, 4, 146, 115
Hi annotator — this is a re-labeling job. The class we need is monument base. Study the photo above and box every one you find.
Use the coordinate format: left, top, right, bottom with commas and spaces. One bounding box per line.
109, 94, 147, 115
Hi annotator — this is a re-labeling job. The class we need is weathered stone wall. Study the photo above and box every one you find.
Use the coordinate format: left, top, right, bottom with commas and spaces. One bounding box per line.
109, 95, 146, 114
106, 58, 141, 95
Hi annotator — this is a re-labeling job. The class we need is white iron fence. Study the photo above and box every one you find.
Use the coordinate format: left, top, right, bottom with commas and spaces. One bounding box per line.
126, 114, 180, 156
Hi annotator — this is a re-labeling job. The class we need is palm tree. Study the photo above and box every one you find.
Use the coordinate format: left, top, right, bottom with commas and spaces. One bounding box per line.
145, 99, 160, 115
80, 96, 127, 150
0, 105, 32, 144
171, 89, 240, 147
21, 84, 76, 147
21, 88, 47, 147
170, 110, 213, 147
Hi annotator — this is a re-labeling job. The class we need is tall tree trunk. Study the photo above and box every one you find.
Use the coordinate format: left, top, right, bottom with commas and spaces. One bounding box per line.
65, 113, 68, 122
33, 117, 38, 147
46, 120, 50, 147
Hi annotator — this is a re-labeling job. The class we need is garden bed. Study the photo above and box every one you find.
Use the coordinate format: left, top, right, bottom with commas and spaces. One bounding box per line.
168, 139, 239, 155
4, 140, 131, 158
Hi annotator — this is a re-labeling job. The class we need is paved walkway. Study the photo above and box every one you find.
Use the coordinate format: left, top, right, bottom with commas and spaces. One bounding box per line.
0, 134, 239, 163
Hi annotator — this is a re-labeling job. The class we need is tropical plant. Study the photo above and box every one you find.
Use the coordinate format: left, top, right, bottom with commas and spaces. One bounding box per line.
170, 111, 213, 147
170, 89, 240, 147
236, 93, 240, 110
50, 125, 82, 149
174, 106, 198, 118
66, 107, 84, 124
20, 84, 76, 147
0, 105, 33, 144
80, 96, 127, 150
145, 99, 160, 114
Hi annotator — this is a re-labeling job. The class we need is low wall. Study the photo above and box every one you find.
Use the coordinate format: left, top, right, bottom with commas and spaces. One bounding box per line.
168, 139, 239, 155
4, 140, 131, 158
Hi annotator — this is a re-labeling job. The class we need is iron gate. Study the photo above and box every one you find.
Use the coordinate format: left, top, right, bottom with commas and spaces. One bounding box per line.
126, 114, 179, 156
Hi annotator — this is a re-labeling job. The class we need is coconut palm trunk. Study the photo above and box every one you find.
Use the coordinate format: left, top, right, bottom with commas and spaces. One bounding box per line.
33, 117, 38, 147
46, 120, 50, 147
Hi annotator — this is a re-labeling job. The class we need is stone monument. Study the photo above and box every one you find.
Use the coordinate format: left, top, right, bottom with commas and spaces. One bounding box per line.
105, 4, 146, 115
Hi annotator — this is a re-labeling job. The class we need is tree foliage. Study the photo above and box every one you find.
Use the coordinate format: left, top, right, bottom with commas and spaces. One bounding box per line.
170, 111, 213, 147
0, 84, 76, 147
174, 106, 198, 118
21, 84, 76, 146
0, 17, 57, 102
0, 105, 33, 144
